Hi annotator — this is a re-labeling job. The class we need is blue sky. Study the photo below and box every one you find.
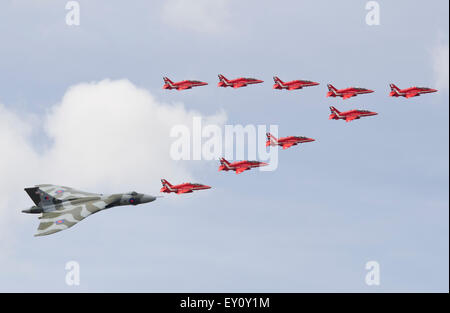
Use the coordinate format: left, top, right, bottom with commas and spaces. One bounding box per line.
0, 0, 448, 292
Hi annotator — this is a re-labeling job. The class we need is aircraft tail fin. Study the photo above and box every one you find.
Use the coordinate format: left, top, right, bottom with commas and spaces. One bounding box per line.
218, 74, 229, 83
329, 106, 341, 115
389, 83, 400, 92
24, 187, 62, 208
161, 179, 173, 188
266, 132, 278, 146
163, 77, 174, 87
219, 157, 231, 166
273, 76, 284, 85
327, 84, 338, 92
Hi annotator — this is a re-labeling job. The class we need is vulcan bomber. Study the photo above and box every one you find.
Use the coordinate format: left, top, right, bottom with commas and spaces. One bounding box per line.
22, 184, 157, 237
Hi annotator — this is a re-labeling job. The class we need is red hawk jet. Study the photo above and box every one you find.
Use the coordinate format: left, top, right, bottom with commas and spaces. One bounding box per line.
217, 74, 263, 88
160, 179, 211, 194
273, 76, 319, 90
218, 158, 268, 174
162, 77, 208, 90
327, 84, 374, 99
329, 106, 377, 123
389, 83, 438, 98
266, 133, 315, 150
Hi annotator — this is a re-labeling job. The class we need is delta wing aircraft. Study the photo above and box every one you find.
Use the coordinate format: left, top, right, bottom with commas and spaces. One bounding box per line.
22, 184, 157, 236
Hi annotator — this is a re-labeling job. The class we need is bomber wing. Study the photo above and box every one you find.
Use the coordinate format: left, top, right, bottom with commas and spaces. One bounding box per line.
34, 197, 115, 237
34, 184, 100, 201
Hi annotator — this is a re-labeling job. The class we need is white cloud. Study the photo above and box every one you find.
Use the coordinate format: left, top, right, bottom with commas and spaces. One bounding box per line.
161, 0, 231, 33
431, 41, 449, 90
0, 79, 226, 242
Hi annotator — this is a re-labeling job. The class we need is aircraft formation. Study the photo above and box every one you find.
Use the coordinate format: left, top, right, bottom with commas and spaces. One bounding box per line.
22, 74, 438, 236
162, 75, 438, 99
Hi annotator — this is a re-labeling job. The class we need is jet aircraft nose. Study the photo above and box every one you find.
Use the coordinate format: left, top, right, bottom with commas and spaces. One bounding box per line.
141, 194, 157, 203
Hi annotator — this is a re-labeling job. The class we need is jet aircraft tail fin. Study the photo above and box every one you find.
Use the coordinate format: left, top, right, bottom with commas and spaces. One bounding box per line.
218, 74, 229, 83
219, 157, 231, 166
389, 83, 400, 92
161, 179, 173, 187
163, 77, 175, 87
273, 76, 284, 86
24, 187, 62, 208
266, 132, 278, 146
327, 84, 338, 92
329, 106, 341, 115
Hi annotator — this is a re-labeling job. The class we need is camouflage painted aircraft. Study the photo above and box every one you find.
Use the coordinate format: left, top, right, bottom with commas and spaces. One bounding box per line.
22, 184, 157, 237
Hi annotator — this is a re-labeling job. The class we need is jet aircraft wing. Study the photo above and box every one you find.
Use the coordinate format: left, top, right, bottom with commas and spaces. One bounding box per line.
343, 93, 355, 99
33, 184, 100, 201
288, 84, 302, 90
346, 115, 359, 122
282, 143, 296, 149
235, 167, 249, 174
34, 198, 110, 237
406, 92, 419, 98
176, 189, 193, 194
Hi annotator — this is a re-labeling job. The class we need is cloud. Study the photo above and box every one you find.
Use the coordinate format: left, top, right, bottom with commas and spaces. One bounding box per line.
0, 79, 226, 242
431, 41, 449, 90
161, 0, 231, 33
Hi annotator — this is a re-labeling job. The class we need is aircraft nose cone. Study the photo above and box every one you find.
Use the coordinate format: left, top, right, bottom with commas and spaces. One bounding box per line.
141, 194, 157, 203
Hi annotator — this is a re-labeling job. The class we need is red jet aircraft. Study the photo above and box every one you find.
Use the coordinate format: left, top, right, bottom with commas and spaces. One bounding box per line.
327, 84, 374, 99
217, 74, 263, 88
218, 158, 268, 174
266, 133, 315, 150
389, 83, 437, 98
329, 106, 377, 123
273, 76, 319, 90
163, 77, 208, 90
160, 179, 211, 194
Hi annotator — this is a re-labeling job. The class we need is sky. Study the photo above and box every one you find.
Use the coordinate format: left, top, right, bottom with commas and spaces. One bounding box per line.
0, 0, 448, 292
